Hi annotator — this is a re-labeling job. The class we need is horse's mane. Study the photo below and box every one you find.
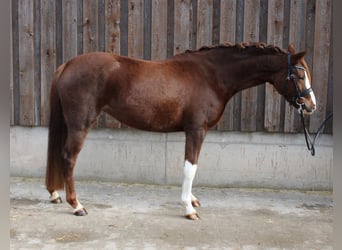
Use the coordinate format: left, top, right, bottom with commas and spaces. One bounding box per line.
182, 42, 287, 55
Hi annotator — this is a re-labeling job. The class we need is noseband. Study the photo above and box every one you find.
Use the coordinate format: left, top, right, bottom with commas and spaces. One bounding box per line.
286, 54, 313, 110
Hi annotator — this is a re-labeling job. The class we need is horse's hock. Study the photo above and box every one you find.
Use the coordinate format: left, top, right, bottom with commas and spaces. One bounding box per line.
10, 126, 332, 190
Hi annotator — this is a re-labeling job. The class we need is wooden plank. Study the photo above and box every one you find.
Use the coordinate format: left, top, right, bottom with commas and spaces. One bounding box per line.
120, 0, 128, 56
34, 0, 41, 126
196, 0, 213, 48
77, 0, 84, 55
217, 0, 236, 131
256, 0, 268, 131
127, 0, 144, 58
18, 0, 35, 126
83, 0, 98, 53
240, 0, 260, 132
174, 0, 191, 54
55, 0, 63, 66
324, 28, 333, 134
11, 0, 20, 125
98, 0, 106, 52
62, 0, 77, 62
166, 0, 174, 58
309, 0, 332, 132
284, 0, 307, 132
151, 0, 168, 60
231, 0, 245, 131
105, 0, 120, 54
97, 0, 107, 128
264, 0, 284, 132
212, 0, 220, 45
40, 0, 56, 126
104, 0, 121, 129
144, 0, 152, 60
219, 0, 236, 44
189, 0, 198, 50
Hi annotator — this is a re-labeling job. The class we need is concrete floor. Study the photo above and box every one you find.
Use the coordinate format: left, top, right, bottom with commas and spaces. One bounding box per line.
10, 177, 332, 249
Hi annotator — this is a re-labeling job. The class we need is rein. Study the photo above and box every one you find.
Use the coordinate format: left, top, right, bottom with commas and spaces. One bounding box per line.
299, 111, 333, 156
286, 54, 333, 156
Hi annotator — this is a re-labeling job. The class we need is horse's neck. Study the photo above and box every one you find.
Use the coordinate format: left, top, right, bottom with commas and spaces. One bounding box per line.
211, 51, 284, 94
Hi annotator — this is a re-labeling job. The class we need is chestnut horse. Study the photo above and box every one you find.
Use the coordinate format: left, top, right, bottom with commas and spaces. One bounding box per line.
45, 42, 316, 220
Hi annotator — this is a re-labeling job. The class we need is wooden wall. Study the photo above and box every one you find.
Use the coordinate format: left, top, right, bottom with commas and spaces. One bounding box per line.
11, 0, 333, 133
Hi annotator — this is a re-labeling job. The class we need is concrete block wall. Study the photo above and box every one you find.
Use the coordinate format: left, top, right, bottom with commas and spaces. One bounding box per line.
10, 126, 333, 190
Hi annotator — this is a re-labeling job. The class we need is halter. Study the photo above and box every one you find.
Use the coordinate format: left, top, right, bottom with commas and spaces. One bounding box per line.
286, 54, 333, 156
286, 54, 313, 111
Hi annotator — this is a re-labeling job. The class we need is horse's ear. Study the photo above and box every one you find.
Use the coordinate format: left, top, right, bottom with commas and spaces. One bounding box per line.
288, 43, 296, 54
290, 50, 307, 65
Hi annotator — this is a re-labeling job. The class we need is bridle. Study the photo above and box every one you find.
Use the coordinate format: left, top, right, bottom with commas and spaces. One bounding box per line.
286, 54, 313, 112
285, 54, 332, 156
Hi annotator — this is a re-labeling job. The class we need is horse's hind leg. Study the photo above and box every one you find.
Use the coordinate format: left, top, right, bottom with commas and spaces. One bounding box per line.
63, 129, 89, 216
48, 190, 62, 204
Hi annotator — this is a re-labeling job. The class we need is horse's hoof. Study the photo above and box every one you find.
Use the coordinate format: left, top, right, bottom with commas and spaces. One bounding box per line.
50, 197, 62, 204
74, 208, 88, 216
192, 200, 201, 207
185, 213, 200, 220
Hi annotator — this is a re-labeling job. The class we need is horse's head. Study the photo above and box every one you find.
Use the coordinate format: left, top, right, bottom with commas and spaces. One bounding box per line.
276, 44, 317, 114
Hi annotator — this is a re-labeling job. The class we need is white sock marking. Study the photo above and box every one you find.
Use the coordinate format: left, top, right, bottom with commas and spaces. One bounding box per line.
50, 191, 60, 201
181, 160, 198, 215
73, 199, 84, 213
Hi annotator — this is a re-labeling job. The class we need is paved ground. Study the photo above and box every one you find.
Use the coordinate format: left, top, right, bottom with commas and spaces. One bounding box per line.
10, 177, 332, 249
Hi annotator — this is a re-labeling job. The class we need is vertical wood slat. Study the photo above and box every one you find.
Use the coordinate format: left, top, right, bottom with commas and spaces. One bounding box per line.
196, 0, 213, 48
83, 0, 98, 53
284, 0, 308, 132
151, 0, 168, 60
40, 0, 56, 126
240, 0, 260, 132
62, 0, 78, 62
105, 0, 120, 54
143, 0, 152, 60
324, 28, 333, 134
104, 0, 121, 128
264, 0, 284, 132
174, 0, 191, 54
217, 0, 236, 131
256, 0, 268, 131
34, 0, 41, 126
309, 0, 332, 132
18, 0, 35, 126
11, 0, 20, 125
232, 0, 244, 131
128, 0, 144, 58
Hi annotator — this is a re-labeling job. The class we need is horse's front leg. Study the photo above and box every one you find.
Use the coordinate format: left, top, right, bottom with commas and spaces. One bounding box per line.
182, 129, 207, 220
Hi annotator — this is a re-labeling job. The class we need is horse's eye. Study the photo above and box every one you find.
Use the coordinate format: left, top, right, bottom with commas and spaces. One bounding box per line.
297, 76, 305, 80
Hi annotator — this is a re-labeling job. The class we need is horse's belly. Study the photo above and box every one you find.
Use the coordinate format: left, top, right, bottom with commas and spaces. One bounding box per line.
103, 103, 183, 132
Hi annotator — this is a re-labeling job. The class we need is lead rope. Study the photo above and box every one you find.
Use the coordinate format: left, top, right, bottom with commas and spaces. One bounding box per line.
299, 111, 333, 156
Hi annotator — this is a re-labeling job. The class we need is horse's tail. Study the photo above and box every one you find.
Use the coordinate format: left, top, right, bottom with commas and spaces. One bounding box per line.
45, 63, 67, 191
